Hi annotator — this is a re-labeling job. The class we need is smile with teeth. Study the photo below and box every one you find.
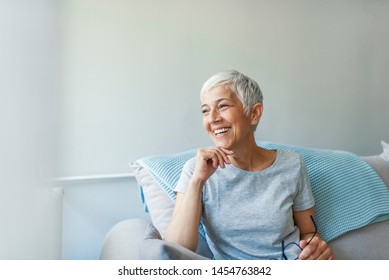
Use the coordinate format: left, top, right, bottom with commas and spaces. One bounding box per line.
214, 127, 231, 135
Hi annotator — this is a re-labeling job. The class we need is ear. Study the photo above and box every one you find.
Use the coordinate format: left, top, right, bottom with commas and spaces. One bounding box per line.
250, 103, 263, 126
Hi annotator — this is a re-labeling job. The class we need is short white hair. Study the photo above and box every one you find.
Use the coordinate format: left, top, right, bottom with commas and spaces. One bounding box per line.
200, 70, 263, 115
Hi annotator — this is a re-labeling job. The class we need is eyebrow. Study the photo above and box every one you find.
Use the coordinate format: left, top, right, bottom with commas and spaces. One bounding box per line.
201, 98, 231, 109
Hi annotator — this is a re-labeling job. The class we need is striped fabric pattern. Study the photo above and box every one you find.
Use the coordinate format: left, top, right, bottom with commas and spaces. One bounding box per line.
136, 142, 389, 241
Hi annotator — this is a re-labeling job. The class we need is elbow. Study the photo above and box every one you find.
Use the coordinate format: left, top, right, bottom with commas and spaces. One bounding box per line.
163, 233, 198, 253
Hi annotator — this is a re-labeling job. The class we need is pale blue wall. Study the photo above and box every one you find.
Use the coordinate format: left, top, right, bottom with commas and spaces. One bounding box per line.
60, 0, 389, 177
59, 0, 389, 259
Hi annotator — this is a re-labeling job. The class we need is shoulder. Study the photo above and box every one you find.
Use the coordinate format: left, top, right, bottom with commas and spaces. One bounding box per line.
277, 149, 303, 162
275, 149, 306, 170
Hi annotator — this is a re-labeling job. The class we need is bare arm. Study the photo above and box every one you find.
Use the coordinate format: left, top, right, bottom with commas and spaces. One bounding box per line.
293, 208, 334, 260
163, 147, 233, 252
163, 179, 203, 251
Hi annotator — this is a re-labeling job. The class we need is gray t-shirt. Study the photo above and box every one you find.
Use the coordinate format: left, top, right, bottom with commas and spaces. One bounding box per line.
174, 149, 315, 260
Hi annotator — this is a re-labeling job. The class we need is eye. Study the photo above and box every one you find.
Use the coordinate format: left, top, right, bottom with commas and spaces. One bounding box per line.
219, 104, 230, 110
201, 108, 210, 114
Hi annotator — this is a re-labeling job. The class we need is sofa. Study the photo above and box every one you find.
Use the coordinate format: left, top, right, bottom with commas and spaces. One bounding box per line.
100, 141, 389, 260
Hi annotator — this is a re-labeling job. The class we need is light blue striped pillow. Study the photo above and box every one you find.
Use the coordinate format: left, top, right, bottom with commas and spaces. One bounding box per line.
136, 142, 389, 241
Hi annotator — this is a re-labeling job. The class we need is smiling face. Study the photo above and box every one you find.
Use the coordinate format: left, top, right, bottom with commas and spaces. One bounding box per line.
201, 85, 261, 150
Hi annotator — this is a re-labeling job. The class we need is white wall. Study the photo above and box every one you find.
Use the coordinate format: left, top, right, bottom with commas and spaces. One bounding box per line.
0, 0, 61, 259
59, 0, 389, 259
61, 0, 389, 177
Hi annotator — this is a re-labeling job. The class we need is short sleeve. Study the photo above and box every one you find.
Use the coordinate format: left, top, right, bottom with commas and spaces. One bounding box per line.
292, 158, 315, 211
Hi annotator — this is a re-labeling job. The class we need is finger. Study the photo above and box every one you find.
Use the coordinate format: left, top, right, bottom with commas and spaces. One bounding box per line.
218, 147, 234, 155
198, 151, 216, 169
198, 149, 209, 161
298, 239, 312, 260
307, 248, 321, 260
299, 239, 308, 249
299, 238, 320, 260
217, 148, 232, 164
299, 245, 315, 260
199, 150, 216, 162
302, 244, 320, 260
209, 148, 228, 168
315, 240, 332, 260
210, 154, 220, 169
303, 238, 331, 260
199, 148, 231, 169
307, 238, 326, 260
215, 149, 230, 167
316, 247, 333, 260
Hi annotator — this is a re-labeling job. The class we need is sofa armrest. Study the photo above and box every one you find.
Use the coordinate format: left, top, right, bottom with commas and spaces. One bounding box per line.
100, 218, 150, 260
328, 218, 389, 259
140, 238, 209, 260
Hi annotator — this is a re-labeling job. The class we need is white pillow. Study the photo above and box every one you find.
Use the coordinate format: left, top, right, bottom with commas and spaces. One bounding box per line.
380, 141, 389, 164
130, 161, 174, 236
130, 160, 214, 258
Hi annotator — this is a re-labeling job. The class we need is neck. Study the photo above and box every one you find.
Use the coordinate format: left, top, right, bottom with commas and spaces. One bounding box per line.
229, 146, 261, 171
229, 140, 276, 172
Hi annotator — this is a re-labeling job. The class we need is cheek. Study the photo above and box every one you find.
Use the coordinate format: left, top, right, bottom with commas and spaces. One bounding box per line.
202, 118, 209, 131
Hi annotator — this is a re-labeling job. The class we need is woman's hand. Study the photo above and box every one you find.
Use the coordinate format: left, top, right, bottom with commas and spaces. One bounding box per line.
192, 147, 234, 184
298, 235, 334, 260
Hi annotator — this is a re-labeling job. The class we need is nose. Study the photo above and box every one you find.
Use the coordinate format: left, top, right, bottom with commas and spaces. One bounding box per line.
208, 108, 221, 124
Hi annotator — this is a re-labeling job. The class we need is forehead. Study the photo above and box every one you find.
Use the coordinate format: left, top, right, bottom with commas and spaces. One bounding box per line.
201, 86, 239, 105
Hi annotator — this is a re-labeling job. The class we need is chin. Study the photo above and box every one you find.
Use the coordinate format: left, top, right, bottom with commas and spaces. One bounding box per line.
214, 140, 233, 150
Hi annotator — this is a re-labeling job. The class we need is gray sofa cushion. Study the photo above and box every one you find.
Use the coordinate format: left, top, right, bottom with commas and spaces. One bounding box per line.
100, 218, 149, 260
362, 155, 389, 189
329, 218, 389, 259
140, 239, 210, 260
140, 223, 209, 260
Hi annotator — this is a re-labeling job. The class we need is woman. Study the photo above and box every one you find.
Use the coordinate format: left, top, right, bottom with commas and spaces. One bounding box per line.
164, 70, 333, 260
